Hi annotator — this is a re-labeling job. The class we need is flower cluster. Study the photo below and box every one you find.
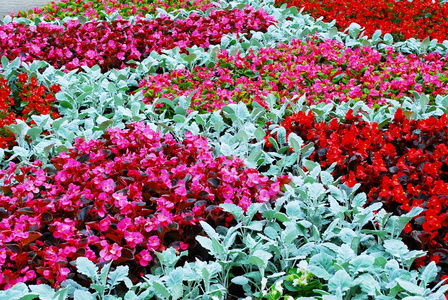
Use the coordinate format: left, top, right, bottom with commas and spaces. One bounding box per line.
15, 0, 216, 21
139, 38, 448, 113
0, 73, 60, 149
0, 7, 275, 72
0, 122, 286, 289
265, 109, 448, 277
275, 0, 448, 41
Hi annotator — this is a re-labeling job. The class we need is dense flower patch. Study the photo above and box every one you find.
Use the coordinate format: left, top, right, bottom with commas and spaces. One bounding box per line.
0, 7, 275, 72
0, 122, 286, 289
139, 38, 448, 113
275, 0, 448, 42
0, 73, 60, 149
265, 109, 448, 280
15, 0, 216, 21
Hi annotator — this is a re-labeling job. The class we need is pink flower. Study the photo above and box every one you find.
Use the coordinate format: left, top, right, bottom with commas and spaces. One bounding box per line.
117, 217, 133, 231
139, 249, 152, 267
258, 189, 270, 202
117, 52, 125, 60
156, 209, 173, 226
99, 241, 122, 261
124, 230, 144, 248
147, 235, 160, 250
98, 215, 112, 232
101, 179, 115, 193
53, 219, 76, 240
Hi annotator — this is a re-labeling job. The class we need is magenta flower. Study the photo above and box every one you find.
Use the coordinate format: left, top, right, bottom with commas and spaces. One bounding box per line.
101, 178, 115, 193
147, 235, 160, 250
138, 249, 152, 267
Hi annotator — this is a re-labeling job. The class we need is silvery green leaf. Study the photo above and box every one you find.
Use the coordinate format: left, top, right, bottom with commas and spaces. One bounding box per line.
220, 203, 244, 222
152, 282, 170, 299
249, 250, 272, 269
308, 253, 334, 280
353, 273, 380, 296
337, 244, 356, 262
231, 276, 249, 285
420, 37, 430, 52
199, 221, 219, 240
170, 282, 183, 300
328, 269, 352, 295
320, 171, 334, 186
262, 165, 280, 176
303, 159, 319, 172
384, 240, 409, 258
245, 150, 263, 168
76, 257, 98, 280
7, 120, 30, 138
274, 212, 290, 223
1, 56, 9, 68
264, 226, 279, 240
29, 285, 55, 300
338, 228, 357, 244
285, 201, 303, 218
419, 261, 437, 286
173, 115, 186, 123
349, 255, 375, 274
395, 278, 425, 295
90, 284, 106, 295
74, 290, 95, 300
11, 146, 29, 160
236, 129, 249, 143
108, 266, 129, 288
352, 193, 367, 208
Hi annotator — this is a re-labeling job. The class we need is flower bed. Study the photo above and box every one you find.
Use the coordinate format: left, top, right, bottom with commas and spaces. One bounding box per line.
139, 38, 448, 113
15, 0, 216, 21
275, 0, 448, 42
0, 7, 275, 72
1, 0, 448, 298
265, 109, 448, 280
0, 122, 285, 289
0, 73, 60, 149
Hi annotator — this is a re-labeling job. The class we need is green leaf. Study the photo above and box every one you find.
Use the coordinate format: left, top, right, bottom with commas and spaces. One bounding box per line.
59, 100, 74, 109
29, 285, 55, 300
200, 220, 219, 240
220, 203, 244, 222
384, 240, 409, 258
100, 261, 112, 285
74, 290, 95, 300
231, 276, 249, 285
1, 56, 8, 69
152, 281, 171, 298
308, 253, 334, 280
349, 255, 375, 274
107, 82, 117, 93
328, 270, 352, 294
249, 250, 272, 269
396, 278, 425, 295
287, 132, 303, 153
353, 273, 380, 296
419, 261, 437, 285
76, 257, 98, 280
108, 265, 129, 288
274, 212, 291, 223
